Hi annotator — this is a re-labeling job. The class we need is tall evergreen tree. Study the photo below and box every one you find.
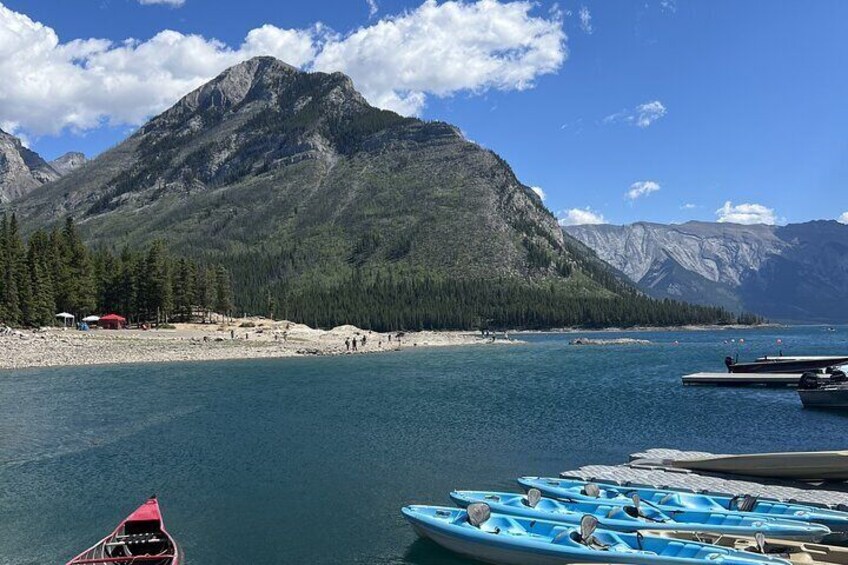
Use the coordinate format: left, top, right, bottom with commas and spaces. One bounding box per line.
214, 266, 234, 318
25, 230, 56, 326
173, 258, 196, 322
0, 214, 25, 325
142, 240, 172, 323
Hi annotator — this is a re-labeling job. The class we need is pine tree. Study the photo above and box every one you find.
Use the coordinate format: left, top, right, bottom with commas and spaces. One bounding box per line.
1, 214, 25, 326
56, 218, 96, 316
196, 267, 216, 323
173, 258, 196, 321
25, 230, 56, 326
142, 240, 172, 323
214, 266, 234, 318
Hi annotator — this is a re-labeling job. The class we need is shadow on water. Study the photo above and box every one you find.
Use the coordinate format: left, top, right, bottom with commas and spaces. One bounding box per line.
402, 538, 476, 565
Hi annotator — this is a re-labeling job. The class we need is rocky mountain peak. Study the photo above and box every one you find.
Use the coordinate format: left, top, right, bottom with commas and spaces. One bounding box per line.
0, 128, 60, 203
50, 152, 87, 176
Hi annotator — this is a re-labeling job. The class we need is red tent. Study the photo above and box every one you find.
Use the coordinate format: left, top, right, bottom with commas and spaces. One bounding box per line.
100, 313, 127, 330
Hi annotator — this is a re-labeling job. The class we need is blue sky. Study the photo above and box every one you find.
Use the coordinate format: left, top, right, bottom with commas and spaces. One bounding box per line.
2, 0, 847, 226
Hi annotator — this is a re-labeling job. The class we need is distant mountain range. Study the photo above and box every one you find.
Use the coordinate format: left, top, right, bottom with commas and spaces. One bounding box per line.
0, 128, 86, 203
565, 221, 848, 323
1, 56, 734, 329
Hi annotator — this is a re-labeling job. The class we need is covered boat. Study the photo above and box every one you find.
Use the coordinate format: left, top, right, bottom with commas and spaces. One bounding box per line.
519, 478, 848, 532
725, 356, 848, 374
402, 504, 791, 565
66, 496, 179, 565
451, 490, 830, 541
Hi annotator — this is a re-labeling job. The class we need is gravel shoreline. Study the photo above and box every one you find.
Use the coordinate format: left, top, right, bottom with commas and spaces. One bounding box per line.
0, 319, 511, 371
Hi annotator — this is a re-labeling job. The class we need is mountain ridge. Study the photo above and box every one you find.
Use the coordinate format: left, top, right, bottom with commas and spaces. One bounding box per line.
6, 57, 735, 328
565, 220, 848, 322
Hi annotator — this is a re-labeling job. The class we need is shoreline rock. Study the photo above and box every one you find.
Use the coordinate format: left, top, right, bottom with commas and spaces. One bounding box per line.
569, 337, 652, 346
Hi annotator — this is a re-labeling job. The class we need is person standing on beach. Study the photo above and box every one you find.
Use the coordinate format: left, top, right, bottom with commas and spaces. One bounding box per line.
352, 337, 358, 351
362, 335, 367, 347
345, 338, 350, 351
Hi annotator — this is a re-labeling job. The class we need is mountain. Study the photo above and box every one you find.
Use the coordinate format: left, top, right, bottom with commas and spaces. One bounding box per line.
0, 128, 60, 203
564, 221, 848, 323
49, 152, 87, 176
8, 57, 734, 328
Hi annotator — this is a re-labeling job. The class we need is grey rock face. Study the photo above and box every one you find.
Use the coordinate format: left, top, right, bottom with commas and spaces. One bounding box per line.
565, 221, 848, 322
0, 129, 60, 203
49, 152, 88, 176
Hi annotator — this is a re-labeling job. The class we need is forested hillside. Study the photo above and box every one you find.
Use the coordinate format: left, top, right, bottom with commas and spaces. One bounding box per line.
0, 214, 233, 327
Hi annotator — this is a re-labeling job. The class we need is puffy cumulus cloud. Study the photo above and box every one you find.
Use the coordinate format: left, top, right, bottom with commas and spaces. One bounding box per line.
578, 6, 593, 34
530, 186, 546, 200
626, 180, 660, 201
838, 212, 848, 225
558, 207, 606, 226
312, 0, 566, 115
604, 100, 667, 128
0, 4, 319, 135
138, 0, 185, 6
715, 201, 777, 225
0, 0, 566, 135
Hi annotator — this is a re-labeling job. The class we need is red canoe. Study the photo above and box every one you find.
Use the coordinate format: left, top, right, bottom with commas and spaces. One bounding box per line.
66, 496, 180, 565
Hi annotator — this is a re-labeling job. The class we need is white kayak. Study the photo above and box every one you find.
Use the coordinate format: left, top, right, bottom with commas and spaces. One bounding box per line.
668, 451, 848, 481
646, 531, 848, 565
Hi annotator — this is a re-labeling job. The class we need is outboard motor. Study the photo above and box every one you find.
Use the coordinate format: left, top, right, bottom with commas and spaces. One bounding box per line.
831, 370, 847, 384
725, 356, 735, 372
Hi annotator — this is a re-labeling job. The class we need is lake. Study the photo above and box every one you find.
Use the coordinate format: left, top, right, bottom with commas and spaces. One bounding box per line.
2, 326, 847, 564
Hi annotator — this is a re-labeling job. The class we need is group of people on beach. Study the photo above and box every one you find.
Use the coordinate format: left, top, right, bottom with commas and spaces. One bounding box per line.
344, 332, 404, 352
345, 334, 368, 351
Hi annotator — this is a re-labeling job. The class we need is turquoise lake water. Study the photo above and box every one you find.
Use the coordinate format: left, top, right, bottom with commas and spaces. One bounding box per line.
2, 326, 848, 564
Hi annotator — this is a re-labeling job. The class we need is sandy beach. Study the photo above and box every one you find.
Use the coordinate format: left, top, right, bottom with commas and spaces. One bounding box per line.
0, 318, 513, 371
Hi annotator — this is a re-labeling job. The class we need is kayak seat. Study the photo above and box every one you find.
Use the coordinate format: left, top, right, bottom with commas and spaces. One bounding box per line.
607, 507, 629, 520
660, 541, 709, 558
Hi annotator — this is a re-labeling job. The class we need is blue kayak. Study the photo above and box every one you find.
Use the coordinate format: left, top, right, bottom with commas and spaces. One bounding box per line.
519, 477, 848, 532
402, 504, 792, 565
451, 490, 831, 541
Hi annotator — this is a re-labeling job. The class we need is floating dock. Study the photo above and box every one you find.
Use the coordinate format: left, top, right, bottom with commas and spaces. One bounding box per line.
560, 448, 848, 509
682, 372, 805, 387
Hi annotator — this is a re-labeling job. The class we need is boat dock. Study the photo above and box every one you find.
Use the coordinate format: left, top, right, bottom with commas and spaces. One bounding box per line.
682, 372, 805, 387
560, 448, 848, 509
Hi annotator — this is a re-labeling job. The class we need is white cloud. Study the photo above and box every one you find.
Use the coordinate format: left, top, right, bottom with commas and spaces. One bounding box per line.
313, 0, 566, 115
626, 180, 660, 201
578, 6, 593, 34
0, 1, 566, 136
604, 100, 667, 128
715, 201, 777, 225
681, 203, 696, 210
139, 0, 185, 5
559, 207, 606, 226
838, 212, 848, 225
530, 186, 546, 200
366, 0, 379, 18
